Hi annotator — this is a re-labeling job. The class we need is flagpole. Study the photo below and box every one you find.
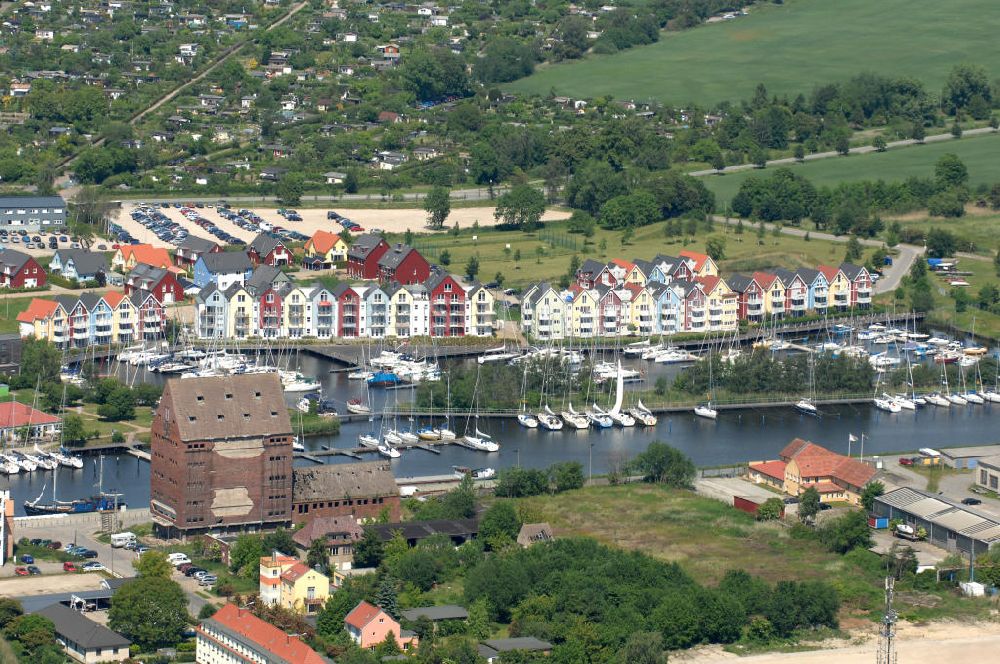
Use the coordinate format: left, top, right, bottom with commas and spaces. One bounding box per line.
860, 433, 865, 464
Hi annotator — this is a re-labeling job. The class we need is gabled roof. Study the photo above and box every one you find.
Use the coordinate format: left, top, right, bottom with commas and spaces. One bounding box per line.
678, 249, 710, 272
577, 258, 605, 276
306, 230, 343, 254
401, 605, 469, 622
249, 233, 284, 256
292, 515, 363, 548
200, 251, 253, 274
772, 268, 803, 286
59, 249, 108, 276
609, 258, 634, 272
424, 267, 461, 292
292, 461, 398, 503
0, 195, 65, 208
377, 244, 421, 270
0, 401, 60, 428
36, 603, 130, 650
839, 262, 869, 280
726, 273, 755, 293
246, 264, 288, 293
16, 297, 59, 323
178, 235, 219, 254
102, 291, 126, 309
752, 271, 778, 289
347, 233, 386, 260
120, 244, 172, 269
749, 460, 787, 481
818, 265, 842, 281
0, 248, 33, 271
205, 604, 326, 664
345, 600, 388, 630
794, 267, 824, 285
280, 562, 313, 583
695, 275, 722, 294
779, 438, 876, 489
632, 258, 656, 277
128, 262, 169, 285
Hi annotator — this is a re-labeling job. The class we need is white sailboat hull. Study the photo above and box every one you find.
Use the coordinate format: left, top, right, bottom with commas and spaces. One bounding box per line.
694, 406, 718, 420
517, 414, 539, 428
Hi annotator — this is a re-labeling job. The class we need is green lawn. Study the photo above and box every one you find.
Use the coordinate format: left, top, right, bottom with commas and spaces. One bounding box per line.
507, 0, 1000, 104
0, 297, 41, 333
704, 131, 1000, 206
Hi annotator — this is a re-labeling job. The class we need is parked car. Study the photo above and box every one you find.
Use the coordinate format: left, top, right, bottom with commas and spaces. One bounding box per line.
962, 497, 983, 505
184, 567, 206, 577
177, 563, 194, 574
14, 567, 29, 576
898, 457, 914, 466
81, 562, 105, 572
198, 575, 217, 587
47, 541, 61, 550
26, 566, 41, 575
62, 562, 77, 572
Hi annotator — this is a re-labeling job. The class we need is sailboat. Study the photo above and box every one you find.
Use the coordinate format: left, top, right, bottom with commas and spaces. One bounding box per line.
982, 354, 1000, 402
585, 404, 613, 428
24, 455, 124, 516
627, 399, 657, 426
605, 361, 635, 426
537, 405, 563, 430
346, 398, 372, 415
462, 427, 500, 452
941, 362, 968, 405
961, 365, 984, 404
795, 354, 819, 416
560, 403, 589, 430
516, 363, 538, 428
433, 371, 458, 439
358, 433, 380, 448
378, 439, 401, 458
694, 350, 718, 420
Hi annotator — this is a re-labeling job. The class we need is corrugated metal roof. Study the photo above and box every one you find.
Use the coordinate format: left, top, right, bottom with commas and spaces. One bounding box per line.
899, 496, 951, 519
933, 509, 984, 533
878, 487, 1000, 543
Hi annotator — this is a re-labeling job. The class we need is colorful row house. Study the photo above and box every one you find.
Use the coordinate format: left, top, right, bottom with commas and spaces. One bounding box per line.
17, 291, 165, 348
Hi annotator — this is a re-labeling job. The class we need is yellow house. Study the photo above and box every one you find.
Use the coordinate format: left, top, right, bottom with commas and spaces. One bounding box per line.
279, 562, 331, 614
283, 286, 311, 337
259, 554, 297, 606
819, 266, 851, 310
103, 292, 135, 344
626, 285, 654, 336
754, 272, 786, 318
697, 277, 738, 331
227, 285, 254, 338
303, 230, 348, 269
679, 250, 719, 278
524, 283, 567, 340
609, 259, 646, 287
15, 298, 63, 343
468, 284, 495, 337
570, 288, 598, 338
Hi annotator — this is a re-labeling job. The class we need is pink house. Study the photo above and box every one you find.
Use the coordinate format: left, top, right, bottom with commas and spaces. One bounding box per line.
345, 601, 418, 652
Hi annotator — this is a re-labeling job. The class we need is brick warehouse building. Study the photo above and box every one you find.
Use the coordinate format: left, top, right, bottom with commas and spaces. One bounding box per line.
292, 462, 400, 524
150, 373, 293, 538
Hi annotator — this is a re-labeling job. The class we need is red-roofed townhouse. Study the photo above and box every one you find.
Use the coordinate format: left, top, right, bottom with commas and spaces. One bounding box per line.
303, 230, 348, 269
198, 604, 327, 664
345, 601, 418, 652
16, 298, 62, 344
333, 283, 360, 337
679, 249, 718, 277
818, 265, 851, 311
427, 270, 467, 337
112, 244, 173, 272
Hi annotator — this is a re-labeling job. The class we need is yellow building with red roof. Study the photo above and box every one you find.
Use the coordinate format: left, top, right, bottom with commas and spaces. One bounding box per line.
112, 244, 173, 272
679, 249, 719, 277
303, 230, 348, 269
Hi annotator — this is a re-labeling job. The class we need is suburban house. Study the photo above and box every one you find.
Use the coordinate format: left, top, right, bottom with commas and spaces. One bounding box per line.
112, 244, 173, 272
278, 562, 331, 614
400, 605, 469, 630
291, 461, 400, 523
174, 235, 221, 269
346, 233, 390, 279
0, 249, 46, 288
748, 438, 876, 506
426, 268, 467, 337
197, 604, 326, 664
124, 264, 185, 304
258, 553, 297, 606
376, 244, 430, 284
302, 230, 348, 269
679, 249, 719, 277
247, 233, 291, 267
726, 274, 765, 322
840, 262, 873, 308
818, 265, 851, 311
344, 601, 418, 652
292, 515, 362, 571
49, 249, 108, 282
0, 401, 61, 442
193, 252, 254, 289
36, 602, 131, 663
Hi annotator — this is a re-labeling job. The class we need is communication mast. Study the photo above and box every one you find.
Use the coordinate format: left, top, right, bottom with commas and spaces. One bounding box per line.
876, 576, 898, 664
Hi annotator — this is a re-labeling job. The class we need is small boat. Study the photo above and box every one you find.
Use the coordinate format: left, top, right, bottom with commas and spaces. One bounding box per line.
927, 337, 950, 346
517, 412, 539, 429
891, 394, 916, 411
794, 398, 819, 416
964, 392, 984, 405
981, 390, 1000, 403
946, 393, 969, 406
453, 466, 496, 480
640, 344, 665, 360
694, 403, 718, 420
925, 393, 950, 407
378, 441, 401, 458
623, 339, 651, 356
367, 371, 401, 387
346, 399, 371, 415
627, 399, 657, 426
463, 428, 500, 452
347, 369, 374, 380
435, 427, 457, 440
585, 407, 613, 429
560, 404, 589, 430
873, 396, 901, 413
964, 346, 989, 356
477, 346, 521, 364
655, 349, 695, 364
292, 438, 305, 452
358, 434, 380, 448
384, 429, 404, 445
0, 459, 20, 474
397, 429, 419, 445
537, 407, 563, 431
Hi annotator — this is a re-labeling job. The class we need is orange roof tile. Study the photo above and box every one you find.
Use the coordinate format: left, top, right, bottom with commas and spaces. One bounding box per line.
122, 244, 172, 269
610, 258, 635, 271
679, 249, 709, 272
752, 271, 777, 289
696, 275, 720, 293
809, 481, 843, 494
102, 291, 126, 308
206, 604, 326, 664
0, 401, 60, 428
818, 265, 841, 281
15, 298, 59, 323
749, 460, 787, 481
259, 554, 297, 568
307, 230, 343, 254
345, 600, 387, 630
280, 562, 312, 583
780, 438, 876, 490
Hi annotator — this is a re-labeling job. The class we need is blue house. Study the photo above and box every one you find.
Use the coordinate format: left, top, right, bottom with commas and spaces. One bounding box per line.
648, 282, 683, 335
193, 252, 253, 289
794, 268, 829, 312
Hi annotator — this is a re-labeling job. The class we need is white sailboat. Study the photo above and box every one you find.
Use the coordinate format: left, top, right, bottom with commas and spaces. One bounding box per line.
516, 364, 538, 428
585, 405, 613, 428
378, 439, 401, 458
627, 399, 657, 426
537, 405, 564, 430
795, 354, 819, 416
358, 433, 380, 448
982, 353, 1000, 402
606, 362, 635, 427
463, 427, 500, 452
694, 350, 718, 420
560, 403, 590, 430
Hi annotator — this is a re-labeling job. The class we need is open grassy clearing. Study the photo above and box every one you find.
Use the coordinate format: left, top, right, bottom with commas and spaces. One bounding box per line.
923, 253, 1000, 339
0, 297, 39, 333
703, 132, 1000, 206
408, 218, 849, 289
507, 0, 1000, 104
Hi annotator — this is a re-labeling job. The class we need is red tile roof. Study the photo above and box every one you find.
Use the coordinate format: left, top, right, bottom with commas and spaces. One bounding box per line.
206, 604, 326, 664
102, 291, 126, 308
809, 481, 842, 494
0, 402, 60, 428
752, 271, 778, 289
121, 244, 172, 269
610, 258, 635, 271
679, 249, 709, 272
749, 460, 787, 481
818, 265, 841, 281
695, 275, 720, 294
15, 298, 59, 323
280, 562, 312, 583
345, 600, 387, 630
307, 230, 343, 255
780, 438, 876, 490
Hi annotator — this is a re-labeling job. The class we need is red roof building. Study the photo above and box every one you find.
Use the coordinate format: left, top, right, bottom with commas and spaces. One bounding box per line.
0, 401, 61, 441
345, 600, 418, 651
197, 604, 326, 664
778, 438, 877, 505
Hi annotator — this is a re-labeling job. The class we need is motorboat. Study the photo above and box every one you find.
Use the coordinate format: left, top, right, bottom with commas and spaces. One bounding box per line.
378, 440, 401, 458
627, 399, 657, 426
454, 466, 496, 480
560, 404, 589, 430
462, 429, 500, 452
927, 337, 951, 346
281, 371, 322, 392
537, 407, 563, 431
517, 412, 539, 428
654, 349, 695, 364
347, 369, 374, 380
868, 353, 901, 370
358, 434, 380, 448
694, 403, 718, 420
794, 398, 819, 416
593, 362, 642, 383
925, 393, 950, 407
873, 396, 901, 413
964, 346, 989, 356
367, 371, 401, 387
623, 339, 651, 356
585, 407, 613, 429
346, 399, 372, 415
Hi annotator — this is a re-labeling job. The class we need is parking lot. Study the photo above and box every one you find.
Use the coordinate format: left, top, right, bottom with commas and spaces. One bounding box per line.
0, 227, 84, 257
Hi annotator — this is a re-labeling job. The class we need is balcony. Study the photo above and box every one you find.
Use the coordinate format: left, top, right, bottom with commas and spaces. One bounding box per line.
747, 303, 763, 313
691, 310, 705, 318
834, 293, 848, 302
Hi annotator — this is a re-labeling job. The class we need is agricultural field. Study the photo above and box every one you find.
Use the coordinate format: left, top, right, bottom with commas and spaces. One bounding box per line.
702, 131, 1000, 206
507, 0, 1000, 104
407, 217, 852, 290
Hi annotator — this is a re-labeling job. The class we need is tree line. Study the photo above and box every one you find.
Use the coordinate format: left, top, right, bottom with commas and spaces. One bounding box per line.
673, 352, 874, 397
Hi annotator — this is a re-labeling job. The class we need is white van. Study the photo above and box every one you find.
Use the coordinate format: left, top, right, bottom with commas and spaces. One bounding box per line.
111, 532, 137, 548
166, 552, 191, 566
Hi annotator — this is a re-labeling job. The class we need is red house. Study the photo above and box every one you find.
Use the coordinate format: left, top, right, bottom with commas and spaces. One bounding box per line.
597, 286, 626, 337
257, 284, 286, 338
124, 264, 185, 304
347, 234, 390, 279
678, 281, 707, 331
726, 273, 764, 322
376, 244, 430, 285
653, 254, 694, 283
247, 233, 291, 267
426, 269, 466, 337
773, 269, 808, 318
840, 263, 873, 308
333, 283, 360, 337
0, 249, 46, 288
174, 236, 221, 268
131, 292, 165, 340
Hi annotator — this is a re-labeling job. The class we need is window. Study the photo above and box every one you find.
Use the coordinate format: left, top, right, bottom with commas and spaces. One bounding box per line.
982, 470, 989, 484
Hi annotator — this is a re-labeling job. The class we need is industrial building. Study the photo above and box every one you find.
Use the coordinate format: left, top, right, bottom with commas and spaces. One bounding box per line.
873, 487, 1000, 556
0, 195, 66, 230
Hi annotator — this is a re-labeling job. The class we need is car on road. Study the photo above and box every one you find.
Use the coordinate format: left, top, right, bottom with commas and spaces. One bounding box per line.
77, 549, 98, 559
962, 497, 983, 505
26, 566, 41, 575
14, 567, 29, 576
20, 555, 34, 564
81, 562, 105, 572
198, 575, 217, 587
135, 545, 150, 555
62, 562, 77, 572
898, 457, 914, 466
192, 570, 212, 581
184, 567, 206, 578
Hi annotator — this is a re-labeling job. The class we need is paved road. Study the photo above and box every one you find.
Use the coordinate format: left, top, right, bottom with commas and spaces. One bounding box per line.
690, 127, 998, 177
711, 215, 923, 293
110, 184, 511, 205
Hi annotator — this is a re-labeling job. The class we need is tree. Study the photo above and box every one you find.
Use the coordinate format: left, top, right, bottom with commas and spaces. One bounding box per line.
97, 387, 135, 421
872, 135, 887, 152
353, 528, 383, 568
844, 236, 863, 263
344, 169, 360, 194
701, 236, 726, 262
132, 550, 172, 578
935, 153, 969, 188
109, 576, 188, 650
549, 461, 584, 492
835, 134, 850, 156
61, 413, 88, 447
475, 38, 537, 84
465, 255, 480, 281
793, 144, 805, 162
799, 487, 821, 522
423, 186, 451, 229
276, 173, 305, 206
616, 631, 666, 664
72, 185, 114, 228
756, 498, 784, 521
229, 534, 265, 577
951, 122, 963, 139
479, 501, 522, 549
19, 338, 62, 384
400, 47, 469, 101
910, 122, 926, 143
861, 481, 885, 511
750, 145, 768, 168
374, 576, 400, 619
634, 441, 696, 487
711, 151, 726, 173
439, 249, 451, 266
0, 598, 23, 628
263, 528, 296, 556
926, 227, 958, 257
942, 63, 992, 116
494, 184, 546, 229
821, 510, 873, 554
599, 191, 659, 229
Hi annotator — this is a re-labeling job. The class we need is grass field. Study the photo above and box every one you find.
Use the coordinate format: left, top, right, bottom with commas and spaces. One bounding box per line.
507, 0, 1000, 104
0, 297, 39, 333
703, 132, 1000, 206
408, 218, 851, 289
